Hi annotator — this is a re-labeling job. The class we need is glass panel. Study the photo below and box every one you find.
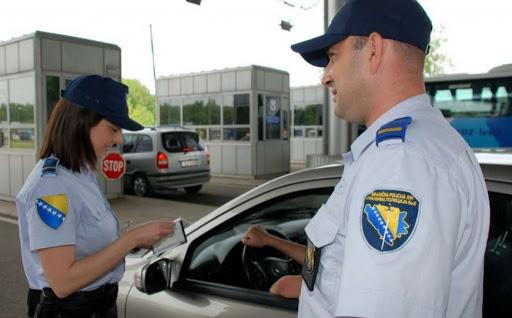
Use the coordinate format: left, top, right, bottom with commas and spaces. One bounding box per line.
209, 128, 221, 141
317, 127, 323, 137
283, 97, 289, 140
122, 134, 137, 153
46, 75, 60, 121
293, 127, 304, 137
223, 94, 248, 125
182, 96, 221, 126
305, 127, 317, 138
234, 94, 249, 124
294, 103, 323, 125
159, 98, 181, 126
223, 127, 250, 141
206, 96, 221, 125
135, 135, 153, 153
11, 128, 35, 149
187, 188, 333, 288
0, 128, 8, 148
0, 81, 7, 124
223, 95, 234, 125
9, 76, 35, 124
432, 82, 512, 117
265, 96, 281, 139
258, 94, 263, 141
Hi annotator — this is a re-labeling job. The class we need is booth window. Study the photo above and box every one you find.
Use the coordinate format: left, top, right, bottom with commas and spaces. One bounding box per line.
292, 103, 323, 139
6, 76, 35, 149
183, 96, 221, 126
223, 93, 250, 141
0, 80, 7, 124
9, 77, 34, 125
265, 96, 281, 139
159, 98, 181, 126
46, 76, 60, 121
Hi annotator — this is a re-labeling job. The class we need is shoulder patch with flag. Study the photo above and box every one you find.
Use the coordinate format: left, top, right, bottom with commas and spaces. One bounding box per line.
361, 189, 419, 252
36, 194, 69, 229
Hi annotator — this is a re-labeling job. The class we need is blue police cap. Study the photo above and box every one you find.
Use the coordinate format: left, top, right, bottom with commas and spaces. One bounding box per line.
291, 0, 432, 67
61, 74, 144, 131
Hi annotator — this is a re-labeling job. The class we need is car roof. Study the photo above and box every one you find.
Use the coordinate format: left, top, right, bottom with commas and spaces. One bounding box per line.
122, 127, 196, 134
187, 157, 512, 234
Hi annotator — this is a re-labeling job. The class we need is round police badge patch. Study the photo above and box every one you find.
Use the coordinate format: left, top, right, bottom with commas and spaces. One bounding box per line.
361, 189, 419, 252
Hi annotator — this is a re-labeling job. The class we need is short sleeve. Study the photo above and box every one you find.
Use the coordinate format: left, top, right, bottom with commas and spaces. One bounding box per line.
334, 146, 463, 317
26, 178, 79, 251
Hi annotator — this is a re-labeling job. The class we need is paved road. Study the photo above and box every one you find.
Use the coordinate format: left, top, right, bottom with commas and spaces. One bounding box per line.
0, 220, 28, 318
0, 177, 267, 318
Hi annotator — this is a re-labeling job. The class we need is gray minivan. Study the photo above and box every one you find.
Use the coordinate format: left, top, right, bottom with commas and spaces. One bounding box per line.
122, 127, 210, 196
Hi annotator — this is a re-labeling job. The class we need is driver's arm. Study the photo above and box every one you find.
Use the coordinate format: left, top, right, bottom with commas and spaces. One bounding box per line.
241, 225, 306, 264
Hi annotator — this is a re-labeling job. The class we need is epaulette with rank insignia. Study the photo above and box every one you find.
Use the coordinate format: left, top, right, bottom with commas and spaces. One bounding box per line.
375, 116, 412, 146
41, 157, 60, 178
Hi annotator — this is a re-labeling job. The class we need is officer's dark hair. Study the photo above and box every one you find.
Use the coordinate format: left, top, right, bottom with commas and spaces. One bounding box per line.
39, 99, 103, 172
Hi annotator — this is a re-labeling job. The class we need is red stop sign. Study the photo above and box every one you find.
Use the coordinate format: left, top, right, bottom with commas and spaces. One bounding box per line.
102, 152, 126, 180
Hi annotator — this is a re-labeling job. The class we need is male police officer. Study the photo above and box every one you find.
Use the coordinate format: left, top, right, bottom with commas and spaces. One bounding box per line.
290, 0, 490, 317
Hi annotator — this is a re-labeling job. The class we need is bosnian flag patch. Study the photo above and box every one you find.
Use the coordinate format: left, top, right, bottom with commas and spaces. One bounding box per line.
362, 189, 419, 252
36, 194, 69, 229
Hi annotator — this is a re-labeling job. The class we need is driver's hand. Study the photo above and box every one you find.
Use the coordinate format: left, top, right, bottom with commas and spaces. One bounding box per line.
269, 275, 302, 298
241, 225, 270, 248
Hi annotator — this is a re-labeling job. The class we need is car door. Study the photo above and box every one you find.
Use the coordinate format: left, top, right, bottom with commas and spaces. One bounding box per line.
123, 177, 338, 318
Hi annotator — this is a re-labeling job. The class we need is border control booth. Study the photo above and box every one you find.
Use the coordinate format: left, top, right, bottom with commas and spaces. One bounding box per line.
156, 65, 290, 178
290, 85, 325, 163
0, 31, 123, 201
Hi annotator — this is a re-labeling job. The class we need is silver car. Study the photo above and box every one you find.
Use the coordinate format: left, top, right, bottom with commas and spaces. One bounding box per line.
118, 155, 512, 317
122, 127, 210, 196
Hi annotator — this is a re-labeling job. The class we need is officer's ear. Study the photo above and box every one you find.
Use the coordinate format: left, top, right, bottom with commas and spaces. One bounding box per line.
367, 32, 384, 75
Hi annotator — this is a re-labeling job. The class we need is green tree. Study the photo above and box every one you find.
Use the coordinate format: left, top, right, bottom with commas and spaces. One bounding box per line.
122, 79, 156, 126
424, 27, 452, 76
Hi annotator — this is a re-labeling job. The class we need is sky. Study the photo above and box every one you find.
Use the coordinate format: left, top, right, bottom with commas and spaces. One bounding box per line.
1, 0, 511, 93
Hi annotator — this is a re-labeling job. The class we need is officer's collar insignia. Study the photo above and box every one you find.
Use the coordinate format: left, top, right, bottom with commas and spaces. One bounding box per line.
375, 116, 412, 146
306, 242, 315, 273
362, 189, 419, 252
36, 194, 68, 229
41, 157, 59, 178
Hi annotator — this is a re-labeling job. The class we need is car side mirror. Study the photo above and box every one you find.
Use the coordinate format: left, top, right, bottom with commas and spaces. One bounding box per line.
134, 258, 171, 294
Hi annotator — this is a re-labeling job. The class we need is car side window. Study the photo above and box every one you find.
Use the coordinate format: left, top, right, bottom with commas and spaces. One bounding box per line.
122, 134, 137, 153
184, 188, 332, 291
484, 191, 512, 316
135, 135, 153, 153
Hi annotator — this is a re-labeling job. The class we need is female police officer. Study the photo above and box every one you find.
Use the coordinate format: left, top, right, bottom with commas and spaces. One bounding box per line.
16, 75, 175, 318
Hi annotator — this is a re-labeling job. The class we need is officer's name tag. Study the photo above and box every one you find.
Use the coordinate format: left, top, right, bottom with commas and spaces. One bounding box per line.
301, 238, 322, 291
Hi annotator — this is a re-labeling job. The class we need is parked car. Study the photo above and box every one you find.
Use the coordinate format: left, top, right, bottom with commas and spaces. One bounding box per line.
117, 156, 512, 317
122, 127, 210, 196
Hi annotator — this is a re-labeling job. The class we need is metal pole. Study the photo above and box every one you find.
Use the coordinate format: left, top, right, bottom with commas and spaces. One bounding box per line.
324, 0, 350, 156
150, 24, 158, 126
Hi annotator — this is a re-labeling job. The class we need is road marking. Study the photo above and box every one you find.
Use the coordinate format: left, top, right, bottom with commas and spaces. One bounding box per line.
0, 216, 18, 225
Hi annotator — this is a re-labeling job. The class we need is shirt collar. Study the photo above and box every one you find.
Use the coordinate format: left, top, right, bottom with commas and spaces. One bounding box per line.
349, 94, 431, 161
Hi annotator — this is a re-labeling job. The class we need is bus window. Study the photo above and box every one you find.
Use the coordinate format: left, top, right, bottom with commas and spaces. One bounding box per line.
426, 68, 512, 148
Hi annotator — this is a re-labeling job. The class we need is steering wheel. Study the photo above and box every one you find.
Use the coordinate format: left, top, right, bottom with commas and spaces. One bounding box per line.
242, 228, 301, 291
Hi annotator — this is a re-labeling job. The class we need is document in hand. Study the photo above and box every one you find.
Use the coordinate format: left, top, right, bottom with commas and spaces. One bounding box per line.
152, 218, 187, 255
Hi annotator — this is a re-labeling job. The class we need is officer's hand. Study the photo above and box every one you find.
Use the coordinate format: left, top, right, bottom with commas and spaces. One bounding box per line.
127, 220, 175, 249
269, 275, 302, 299
241, 225, 271, 248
